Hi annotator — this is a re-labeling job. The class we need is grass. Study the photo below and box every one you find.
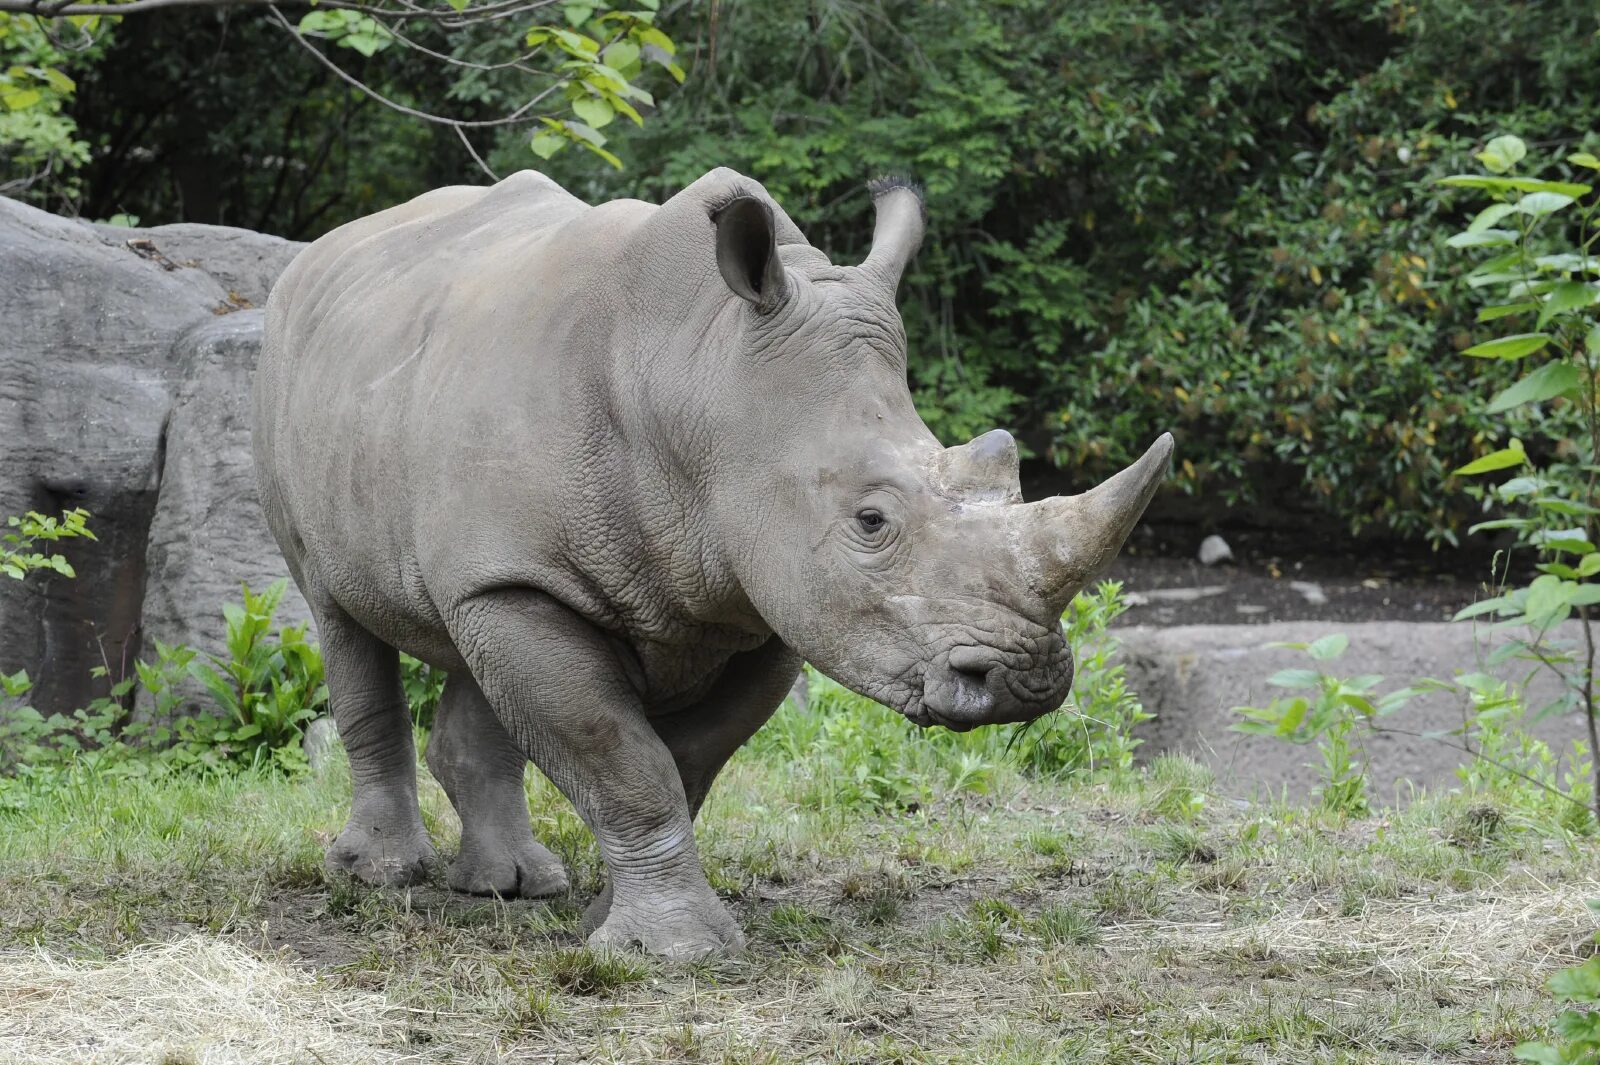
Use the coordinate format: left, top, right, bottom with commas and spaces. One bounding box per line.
1, 671, 1598, 1062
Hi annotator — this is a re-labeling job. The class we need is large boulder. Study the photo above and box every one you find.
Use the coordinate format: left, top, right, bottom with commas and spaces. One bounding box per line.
0, 196, 307, 715
1119, 620, 1592, 798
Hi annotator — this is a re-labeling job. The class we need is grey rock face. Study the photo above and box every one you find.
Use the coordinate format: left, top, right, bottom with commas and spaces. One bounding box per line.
0, 195, 306, 715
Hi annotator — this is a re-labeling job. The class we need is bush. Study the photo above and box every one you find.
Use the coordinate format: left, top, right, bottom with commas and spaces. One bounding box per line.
519, 0, 1600, 542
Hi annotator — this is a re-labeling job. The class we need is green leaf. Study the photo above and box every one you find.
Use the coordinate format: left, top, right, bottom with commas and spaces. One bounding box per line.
1550, 957, 1600, 1003
1477, 302, 1538, 322
1, 87, 42, 111
1538, 281, 1600, 327
603, 39, 640, 72
1306, 633, 1348, 661
1462, 333, 1551, 360
1446, 229, 1518, 248
562, 2, 595, 27
1267, 668, 1321, 690
1439, 175, 1593, 197
530, 129, 565, 160
1476, 135, 1526, 174
1467, 202, 1519, 232
563, 119, 607, 148
1454, 597, 1511, 621
1512, 1042, 1563, 1065
1454, 441, 1526, 476
571, 95, 614, 129
1486, 361, 1584, 413
1581, 554, 1600, 577
1518, 191, 1577, 217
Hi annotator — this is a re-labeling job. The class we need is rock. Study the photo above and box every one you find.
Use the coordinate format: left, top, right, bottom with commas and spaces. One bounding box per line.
0, 195, 306, 716
1288, 580, 1328, 606
1117, 620, 1590, 798
140, 313, 312, 679
1197, 534, 1234, 565
303, 716, 342, 773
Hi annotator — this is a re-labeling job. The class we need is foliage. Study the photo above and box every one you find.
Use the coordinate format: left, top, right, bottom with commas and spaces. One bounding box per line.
2, 0, 683, 225
401, 652, 446, 730
0, 13, 103, 204
1437, 134, 1600, 821
1232, 635, 1414, 816
1, 507, 94, 580
1515, 900, 1600, 1064
746, 582, 1150, 811
187, 580, 327, 770
514, 0, 1600, 542
0, 580, 327, 798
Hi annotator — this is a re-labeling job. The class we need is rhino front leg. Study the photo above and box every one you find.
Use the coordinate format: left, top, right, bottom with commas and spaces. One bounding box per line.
582, 639, 801, 935
315, 599, 437, 886
449, 589, 743, 959
426, 672, 569, 898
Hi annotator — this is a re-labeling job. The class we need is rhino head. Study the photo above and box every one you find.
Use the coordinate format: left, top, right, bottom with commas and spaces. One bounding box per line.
699, 177, 1171, 731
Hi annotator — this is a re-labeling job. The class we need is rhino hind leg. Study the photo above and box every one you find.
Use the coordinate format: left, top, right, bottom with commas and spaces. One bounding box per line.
315, 599, 438, 886
450, 588, 743, 959
426, 672, 569, 898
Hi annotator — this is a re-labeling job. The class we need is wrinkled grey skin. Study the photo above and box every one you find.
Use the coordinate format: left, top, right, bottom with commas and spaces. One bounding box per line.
253, 167, 1171, 958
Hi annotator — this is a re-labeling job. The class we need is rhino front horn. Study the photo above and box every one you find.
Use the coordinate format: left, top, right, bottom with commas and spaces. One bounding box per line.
1023, 432, 1174, 610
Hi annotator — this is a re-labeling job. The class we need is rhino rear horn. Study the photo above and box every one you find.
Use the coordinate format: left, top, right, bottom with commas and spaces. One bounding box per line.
712, 195, 788, 310
861, 176, 925, 291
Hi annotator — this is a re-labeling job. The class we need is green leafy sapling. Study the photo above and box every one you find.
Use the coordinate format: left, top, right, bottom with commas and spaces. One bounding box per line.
1438, 134, 1600, 821
1232, 634, 1415, 816
1, 507, 94, 580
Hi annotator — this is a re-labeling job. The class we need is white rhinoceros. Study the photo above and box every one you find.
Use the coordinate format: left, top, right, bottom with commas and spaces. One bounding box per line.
253, 167, 1171, 957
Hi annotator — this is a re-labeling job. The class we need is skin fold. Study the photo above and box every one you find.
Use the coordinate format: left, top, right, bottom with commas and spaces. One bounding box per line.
252, 167, 1171, 958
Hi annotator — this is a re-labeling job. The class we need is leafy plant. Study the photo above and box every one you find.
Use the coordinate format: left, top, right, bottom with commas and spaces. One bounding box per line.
1438, 135, 1600, 822
1232, 635, 1414, 816
401, 652, 446, 730
187, 580, 327, 769
1, 508, 94, 580
1516, 899, 1600, 1064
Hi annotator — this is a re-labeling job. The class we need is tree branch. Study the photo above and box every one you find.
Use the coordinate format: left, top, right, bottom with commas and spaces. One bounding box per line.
1, 0, 555, 20
266, 3, 559, 129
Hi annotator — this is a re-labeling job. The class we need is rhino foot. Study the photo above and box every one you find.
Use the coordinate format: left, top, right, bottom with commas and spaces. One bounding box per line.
449, 836, 569, 898
585, 887, 744, 960
326, 815, 437, 887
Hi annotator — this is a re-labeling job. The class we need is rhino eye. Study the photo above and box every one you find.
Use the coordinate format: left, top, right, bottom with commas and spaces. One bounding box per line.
856, 509, 887, 534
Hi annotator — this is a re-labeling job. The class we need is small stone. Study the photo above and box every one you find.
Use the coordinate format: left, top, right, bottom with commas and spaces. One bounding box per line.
1288, 580, 1328, 606
303, 716, 342, 773
1197, 534, 1234, 566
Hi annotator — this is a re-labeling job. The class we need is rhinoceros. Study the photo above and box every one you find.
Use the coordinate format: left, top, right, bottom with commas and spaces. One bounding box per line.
253, 167, 1171, 958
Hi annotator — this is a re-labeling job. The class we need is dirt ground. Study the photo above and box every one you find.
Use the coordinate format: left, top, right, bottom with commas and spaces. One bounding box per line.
1105, 522, 1491, 627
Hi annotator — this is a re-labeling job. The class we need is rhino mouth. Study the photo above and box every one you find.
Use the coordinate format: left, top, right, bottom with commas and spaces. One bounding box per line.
894, 637, 1074, 732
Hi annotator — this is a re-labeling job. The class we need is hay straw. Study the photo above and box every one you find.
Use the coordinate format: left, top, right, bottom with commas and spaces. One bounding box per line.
0, 937, 417, 1065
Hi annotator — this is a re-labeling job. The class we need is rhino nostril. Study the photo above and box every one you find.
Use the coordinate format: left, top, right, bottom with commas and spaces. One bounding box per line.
946, 645, 996, 678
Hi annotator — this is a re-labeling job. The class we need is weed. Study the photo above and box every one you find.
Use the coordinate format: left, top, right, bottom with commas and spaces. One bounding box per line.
1032, 902, 1099, 947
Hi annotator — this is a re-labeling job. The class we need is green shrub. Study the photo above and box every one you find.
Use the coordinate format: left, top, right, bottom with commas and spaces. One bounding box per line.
517, 0, 1600, 542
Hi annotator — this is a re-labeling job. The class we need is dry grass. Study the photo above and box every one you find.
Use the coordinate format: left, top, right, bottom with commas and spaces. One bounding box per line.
0, 938, 414, 1065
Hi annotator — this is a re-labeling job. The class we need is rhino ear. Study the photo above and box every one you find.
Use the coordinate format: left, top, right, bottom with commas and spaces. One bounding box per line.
712, 195, 787, 310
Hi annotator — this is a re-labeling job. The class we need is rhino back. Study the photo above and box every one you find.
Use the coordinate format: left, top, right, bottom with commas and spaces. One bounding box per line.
256, 171, 653, 654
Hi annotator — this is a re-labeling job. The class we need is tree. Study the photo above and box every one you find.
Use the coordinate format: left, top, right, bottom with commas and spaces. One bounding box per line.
0, 0, 684, 220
